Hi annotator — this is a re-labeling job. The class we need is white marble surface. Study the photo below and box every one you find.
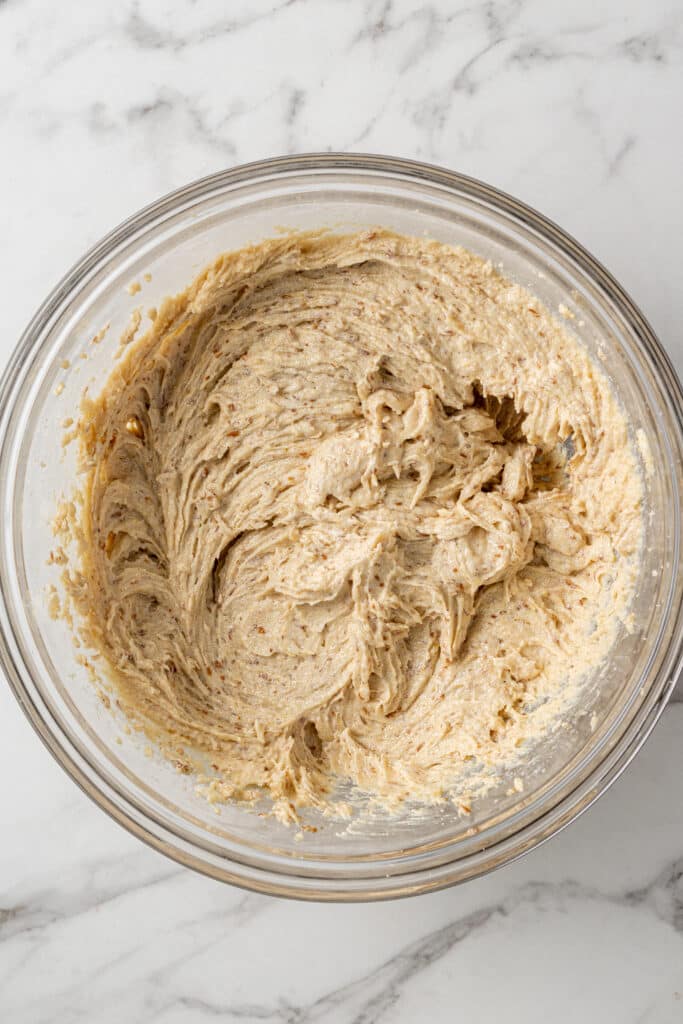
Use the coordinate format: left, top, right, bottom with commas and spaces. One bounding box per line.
1, 1, 682, 1020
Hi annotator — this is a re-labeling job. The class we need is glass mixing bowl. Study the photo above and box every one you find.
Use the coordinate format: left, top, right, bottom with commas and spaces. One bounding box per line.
1, 154, 682, 901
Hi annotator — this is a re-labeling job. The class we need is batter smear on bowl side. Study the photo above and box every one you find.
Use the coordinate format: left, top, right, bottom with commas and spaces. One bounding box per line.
62, 230, 643, 821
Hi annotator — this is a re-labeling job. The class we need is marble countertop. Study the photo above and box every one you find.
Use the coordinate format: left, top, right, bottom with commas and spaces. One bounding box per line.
1, 1, 682, 1021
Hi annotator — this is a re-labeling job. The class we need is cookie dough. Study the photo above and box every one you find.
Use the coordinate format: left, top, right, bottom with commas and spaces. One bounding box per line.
68, 230, 642, 819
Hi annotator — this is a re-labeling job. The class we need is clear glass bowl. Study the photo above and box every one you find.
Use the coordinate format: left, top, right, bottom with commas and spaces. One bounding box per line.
1, 154, 682, 901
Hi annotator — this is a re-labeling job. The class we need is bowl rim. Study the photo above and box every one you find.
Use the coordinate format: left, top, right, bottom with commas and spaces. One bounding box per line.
1, 151, 682, 901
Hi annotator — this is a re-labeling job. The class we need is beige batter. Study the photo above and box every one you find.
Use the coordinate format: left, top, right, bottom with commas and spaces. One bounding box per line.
64, 230, 642, 821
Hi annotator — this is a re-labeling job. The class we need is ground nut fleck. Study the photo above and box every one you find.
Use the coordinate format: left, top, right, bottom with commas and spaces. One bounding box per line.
125, 416, 144, 439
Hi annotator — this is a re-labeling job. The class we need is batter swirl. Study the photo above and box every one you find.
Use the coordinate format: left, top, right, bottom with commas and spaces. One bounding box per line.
70, 230, 642, 819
